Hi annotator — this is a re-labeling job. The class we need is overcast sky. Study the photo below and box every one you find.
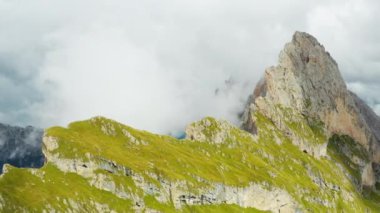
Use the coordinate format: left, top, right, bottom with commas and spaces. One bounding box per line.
0, 0, 379, 134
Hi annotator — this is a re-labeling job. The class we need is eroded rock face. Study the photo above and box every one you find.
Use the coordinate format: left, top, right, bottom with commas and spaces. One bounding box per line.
350, 92, 380, 160
242, 31, 380, 186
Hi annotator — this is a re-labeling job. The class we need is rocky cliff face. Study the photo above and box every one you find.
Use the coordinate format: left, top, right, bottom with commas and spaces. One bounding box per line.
0, 123, 44, 173
350, 91, 380, 146
242, 31, 380, 188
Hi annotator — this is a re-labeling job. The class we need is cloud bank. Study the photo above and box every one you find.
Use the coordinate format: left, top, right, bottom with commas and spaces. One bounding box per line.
0, 0, 379, 134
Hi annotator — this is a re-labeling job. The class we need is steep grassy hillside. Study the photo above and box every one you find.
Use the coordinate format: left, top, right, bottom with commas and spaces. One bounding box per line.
0, 111, 379, 212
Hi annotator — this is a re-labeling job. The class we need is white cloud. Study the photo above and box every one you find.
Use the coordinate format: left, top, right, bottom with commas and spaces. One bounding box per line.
306, 0, 380, 83
0, 0, 379, 133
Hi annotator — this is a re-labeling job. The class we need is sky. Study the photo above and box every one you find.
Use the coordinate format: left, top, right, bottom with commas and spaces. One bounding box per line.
0, 0, 379, 134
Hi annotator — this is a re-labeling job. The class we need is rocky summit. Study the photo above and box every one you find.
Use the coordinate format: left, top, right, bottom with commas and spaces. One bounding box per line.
242, 31, 380, 188
1, 32, 380, 212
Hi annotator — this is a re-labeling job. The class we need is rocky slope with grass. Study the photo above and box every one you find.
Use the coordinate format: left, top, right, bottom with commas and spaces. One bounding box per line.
1, 32, 380, 212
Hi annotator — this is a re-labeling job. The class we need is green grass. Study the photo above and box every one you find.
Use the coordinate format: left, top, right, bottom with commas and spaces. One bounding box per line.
0, 164, 133, 212
274, 104, 326, 145
0, 108, 379, 212
327, 134, 369, 181
184, 204, 268, 213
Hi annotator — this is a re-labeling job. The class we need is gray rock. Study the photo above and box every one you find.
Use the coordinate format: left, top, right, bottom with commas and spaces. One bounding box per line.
242, 31, 380, 187
0, 123, 44, 173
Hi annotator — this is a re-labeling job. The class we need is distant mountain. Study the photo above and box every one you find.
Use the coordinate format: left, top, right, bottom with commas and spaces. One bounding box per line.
0, 123, 44, 173
1, 32, 380, 212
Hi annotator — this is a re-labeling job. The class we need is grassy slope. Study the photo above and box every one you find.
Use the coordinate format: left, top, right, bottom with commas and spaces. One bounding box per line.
0, 111, 379, 212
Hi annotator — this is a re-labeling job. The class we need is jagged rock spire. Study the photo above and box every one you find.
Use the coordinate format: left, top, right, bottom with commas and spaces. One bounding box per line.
242, 31, 380, 187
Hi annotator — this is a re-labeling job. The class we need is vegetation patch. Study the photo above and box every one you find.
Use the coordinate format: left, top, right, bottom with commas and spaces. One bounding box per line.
327, 134, 369, 180
0, 116, 379, 212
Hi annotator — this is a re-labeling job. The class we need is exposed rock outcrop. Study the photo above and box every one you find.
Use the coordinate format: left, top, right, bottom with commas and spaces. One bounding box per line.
350, 92, 380, 158
186, 117, 236, 144
242, 31, 380, 187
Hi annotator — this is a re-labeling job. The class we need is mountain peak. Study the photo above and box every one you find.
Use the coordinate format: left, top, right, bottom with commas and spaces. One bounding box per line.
250, 32, 349, 119
292, 31, 320, 45
243, 31, 380, 187
279, 31, 338, 75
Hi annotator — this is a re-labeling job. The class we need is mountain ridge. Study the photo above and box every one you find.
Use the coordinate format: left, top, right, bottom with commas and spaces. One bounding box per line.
1, 32, 380, 212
